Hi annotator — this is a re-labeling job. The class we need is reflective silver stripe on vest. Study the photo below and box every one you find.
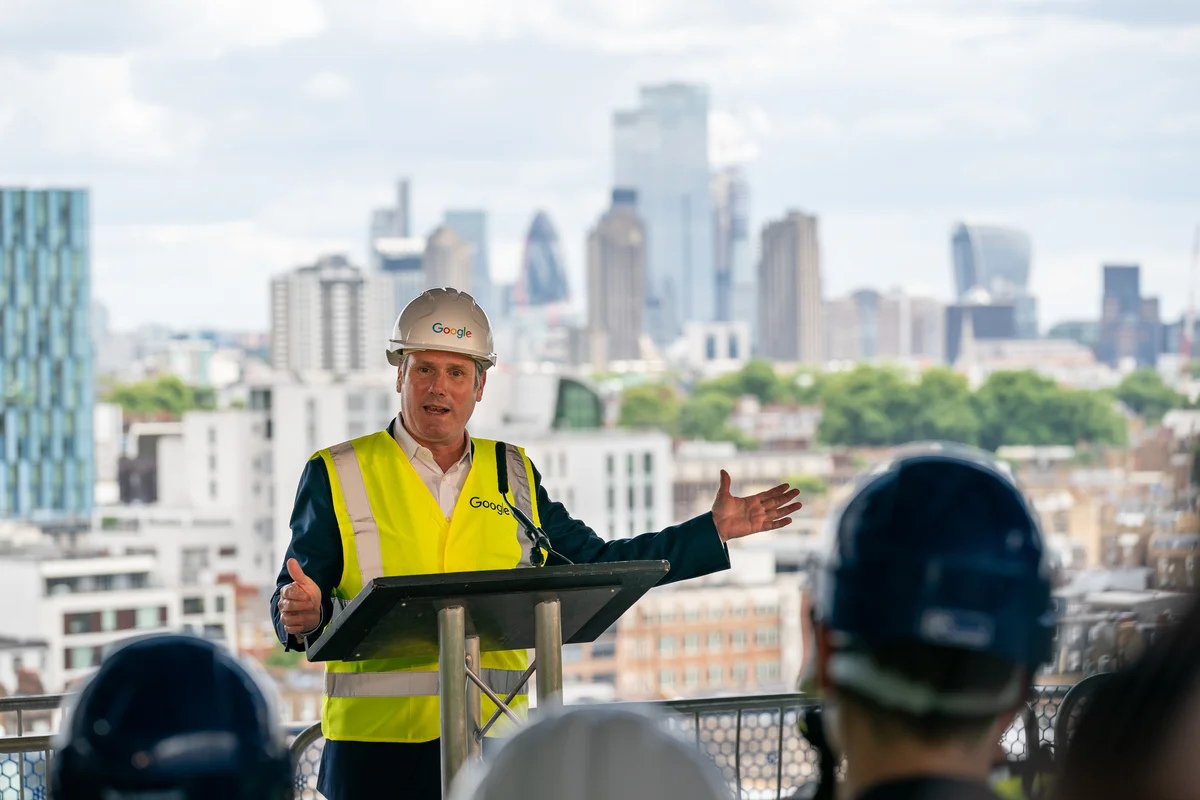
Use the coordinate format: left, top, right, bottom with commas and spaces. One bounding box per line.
328, 441, 385, 585
503, 442, 537, 567
325, 669, 530, 698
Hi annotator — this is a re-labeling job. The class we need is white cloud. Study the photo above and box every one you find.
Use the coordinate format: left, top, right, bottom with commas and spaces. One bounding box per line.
305, 71, 354, 100
93, 221, 349, 329
0, 54, 201, 165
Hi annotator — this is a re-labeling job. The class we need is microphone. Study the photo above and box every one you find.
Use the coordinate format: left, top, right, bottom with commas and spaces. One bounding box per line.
494, 442, 573, 567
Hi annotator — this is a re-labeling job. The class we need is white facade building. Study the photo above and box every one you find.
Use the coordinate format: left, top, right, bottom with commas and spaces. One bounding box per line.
517, 431, 674, 541
94, 403, 123, 507
270, 256, 370, 373
0, 550, 235, 692
680, 322, 751, 378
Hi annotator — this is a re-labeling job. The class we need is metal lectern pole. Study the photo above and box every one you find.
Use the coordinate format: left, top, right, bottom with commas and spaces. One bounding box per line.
534, 597, 564, 711
465, 635, 482, 760
439, 605, 468, 797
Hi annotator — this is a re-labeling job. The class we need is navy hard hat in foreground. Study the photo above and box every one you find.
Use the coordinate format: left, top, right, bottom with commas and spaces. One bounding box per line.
50, 634, 293, 800
814, 442, 1056, 711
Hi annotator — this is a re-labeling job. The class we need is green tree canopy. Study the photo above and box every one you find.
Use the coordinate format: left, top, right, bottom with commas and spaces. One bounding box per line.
817, 365, 921, 447
101, 375, 216, 418
617, 383, 681, 432
1114, 368, 1188, 424
974, 371, 1125, 451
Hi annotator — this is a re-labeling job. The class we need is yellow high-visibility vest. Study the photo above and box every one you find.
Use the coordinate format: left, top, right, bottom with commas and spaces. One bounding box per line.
317, 432, 543, 743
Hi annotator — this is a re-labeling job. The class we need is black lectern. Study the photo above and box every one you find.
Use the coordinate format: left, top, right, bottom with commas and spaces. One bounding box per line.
305, 561, 670, 795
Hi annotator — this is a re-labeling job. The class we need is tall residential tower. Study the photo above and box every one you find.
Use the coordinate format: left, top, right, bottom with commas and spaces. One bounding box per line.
0, 188, 94, 520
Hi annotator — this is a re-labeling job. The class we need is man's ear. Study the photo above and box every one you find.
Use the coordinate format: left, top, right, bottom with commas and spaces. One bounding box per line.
476, 369, 487, 402
396, 363, 404, 394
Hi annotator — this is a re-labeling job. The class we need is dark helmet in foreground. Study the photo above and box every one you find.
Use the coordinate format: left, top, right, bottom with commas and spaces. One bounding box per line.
50, 634, 293, 799
813, 441, 1056, 717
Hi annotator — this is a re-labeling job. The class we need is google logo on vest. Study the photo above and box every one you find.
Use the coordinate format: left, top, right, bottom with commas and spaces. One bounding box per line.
469, 496, 512, 516
432, 322, 472, 339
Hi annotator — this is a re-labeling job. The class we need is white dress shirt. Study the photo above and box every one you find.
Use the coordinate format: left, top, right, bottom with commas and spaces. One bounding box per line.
391, 415, 473, 520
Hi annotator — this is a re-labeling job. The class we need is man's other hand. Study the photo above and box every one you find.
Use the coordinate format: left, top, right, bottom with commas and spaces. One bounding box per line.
279, 558, 323, 635
711, 470, 803, 543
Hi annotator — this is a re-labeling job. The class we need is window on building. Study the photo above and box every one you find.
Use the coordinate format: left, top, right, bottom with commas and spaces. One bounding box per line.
562, 645, 584, 663
606, 454, 614, 476
67, 647, 94, 670
644, 484, 653, 509
183, 597, 205, 615
659, 637, 676, 656
757, 661, 781, 684
64, 613, 91, 635
627, 486, 635, 510
732, 662, 747, 685
101, 609, 116, 632
731, 630, 746, 652
756, 626, 779, 647
684, 608, 700, 623
755, 603, 779, 617
729, 336, 739, 359
216, 596, 226, 613
135, 607, 159, 629
708, 632, 723, 652
709, 664, 723, 687
643, 452, 653, 474
208, 428, 216, 445
558, 452, 566, 477
707, 606, 724, 620
659, 669, 676, 689
218, 546, 237, 557
635, 638, 652, 659
607, 486, 614, 511
684, 634, 700, 654
553, 378, 604, 430
626, 453, 634, 476
209, 481, 217, 500
208, 454, 217, 472
706, 334, 717, 360
685, 666, 701, 688
592, 640, 616, 659
659, 608, 676, 624
731, 605, 747, 619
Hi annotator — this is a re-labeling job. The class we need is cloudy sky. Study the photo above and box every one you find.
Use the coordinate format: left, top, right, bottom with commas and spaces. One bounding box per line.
1, 0, 1197, 332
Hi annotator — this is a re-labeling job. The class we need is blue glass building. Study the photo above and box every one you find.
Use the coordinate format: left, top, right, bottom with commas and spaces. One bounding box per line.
0, 188, 93, 520
614, 84, 714, 345
951, 223, 1038, 338
516, 211, 570, 307
444, 210, 493, 313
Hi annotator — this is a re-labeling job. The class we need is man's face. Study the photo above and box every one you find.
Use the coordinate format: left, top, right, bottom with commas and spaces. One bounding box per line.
398, 350, 486, 447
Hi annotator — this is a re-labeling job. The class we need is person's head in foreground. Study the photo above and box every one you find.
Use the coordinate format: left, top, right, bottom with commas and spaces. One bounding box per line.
448, 705, 734, 800
51, 633, 293, 800
810, 442, 1055, 800
1056, 594, 1200, 800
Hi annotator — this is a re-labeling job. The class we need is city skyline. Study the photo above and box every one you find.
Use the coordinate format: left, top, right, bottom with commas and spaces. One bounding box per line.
0, 1, 1196, 332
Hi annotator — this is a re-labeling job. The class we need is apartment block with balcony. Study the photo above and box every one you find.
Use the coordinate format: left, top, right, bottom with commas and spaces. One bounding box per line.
0, 548, 235, 691
611, 578, 803, 700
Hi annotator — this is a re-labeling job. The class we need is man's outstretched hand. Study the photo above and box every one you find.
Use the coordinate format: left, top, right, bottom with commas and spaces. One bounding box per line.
711, 470, 803, 543
279, 558, 323, 636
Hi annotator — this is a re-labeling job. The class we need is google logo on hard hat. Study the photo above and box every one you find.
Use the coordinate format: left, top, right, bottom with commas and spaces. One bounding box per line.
432, 322, 472, 339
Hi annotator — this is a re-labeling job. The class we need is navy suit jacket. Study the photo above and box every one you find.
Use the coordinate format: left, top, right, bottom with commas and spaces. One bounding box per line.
270, 425, 731, 651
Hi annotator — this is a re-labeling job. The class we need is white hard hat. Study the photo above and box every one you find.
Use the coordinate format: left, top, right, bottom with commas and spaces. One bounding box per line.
386, 287, 497, 368
448, 706, 733, 800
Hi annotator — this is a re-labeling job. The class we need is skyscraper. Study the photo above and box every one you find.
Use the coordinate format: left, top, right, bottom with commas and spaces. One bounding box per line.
270, 255, 368, 373
711, 166, 754, 330
514, 211, 569, 307
444, 210, 493, 313
587, 189, 646, 365
370, 178, 411, 241
613, 84, 714, 344
0, 188, 93, 520
423, 226, 472, 292
758, 211, 822, 364
1098, 264, 1162, 367
950, 223, 1038, 338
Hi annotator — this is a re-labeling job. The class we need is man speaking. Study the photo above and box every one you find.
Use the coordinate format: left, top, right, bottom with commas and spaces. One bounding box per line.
271, 288, 802, 799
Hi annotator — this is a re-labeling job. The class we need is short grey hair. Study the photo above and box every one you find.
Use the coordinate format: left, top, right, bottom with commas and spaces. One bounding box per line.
397, 352, 486, 388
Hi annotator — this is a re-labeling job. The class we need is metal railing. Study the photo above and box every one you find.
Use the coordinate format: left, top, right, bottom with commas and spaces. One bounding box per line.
0, 681, 1113, 800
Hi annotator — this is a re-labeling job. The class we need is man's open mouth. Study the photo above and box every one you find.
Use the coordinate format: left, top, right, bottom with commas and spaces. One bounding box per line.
424, 404, 451, 415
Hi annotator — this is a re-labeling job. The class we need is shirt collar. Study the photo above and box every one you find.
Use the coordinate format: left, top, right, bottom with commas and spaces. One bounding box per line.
392, 415, 473, 468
